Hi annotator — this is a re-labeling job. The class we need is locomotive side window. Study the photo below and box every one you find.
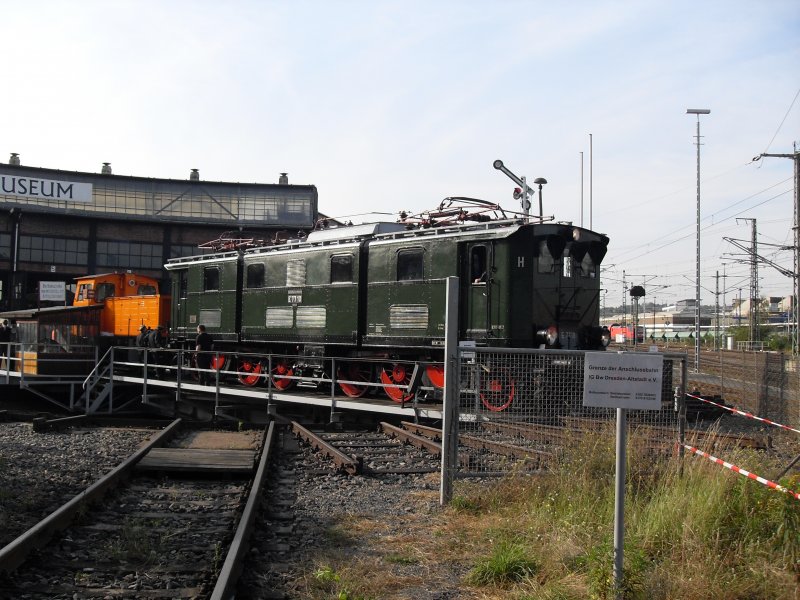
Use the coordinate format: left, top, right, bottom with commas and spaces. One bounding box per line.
204, 267, 220, 291
537, 240, 556, 273
397, 248, 423, 281
95, 283, 116, 301
246, 263, 265, 288
470, 246, 487, 283
330, 254, 353, 284
580, 254, 597, 278
138, 285, 157, 295
77, 283, 92, 301
179, 271, 188, 298
563, 256, 573, 278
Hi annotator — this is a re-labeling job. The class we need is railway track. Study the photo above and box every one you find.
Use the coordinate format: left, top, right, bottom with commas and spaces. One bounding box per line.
291, 421, 442, 475
0, 419, 274, 599
402, 416, 771, 475
237, 421, 444, 598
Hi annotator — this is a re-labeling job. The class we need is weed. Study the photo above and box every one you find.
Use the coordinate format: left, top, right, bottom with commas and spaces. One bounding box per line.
450, 495, 480, 512
466, 539, 539, 586
105, 518, 164, 566
582, 540, 648, 600
314, 565, 340, 584
312, 566, 370, 600
213, 541, 223, 574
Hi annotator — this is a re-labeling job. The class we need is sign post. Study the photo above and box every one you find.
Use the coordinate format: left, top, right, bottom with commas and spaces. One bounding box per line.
39, 281, 66, 304
583, 351, 663, 598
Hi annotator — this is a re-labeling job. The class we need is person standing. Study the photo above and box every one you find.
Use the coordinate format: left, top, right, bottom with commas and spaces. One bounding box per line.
135, 325, 149, 348
195, 324, 214, 385
147, 325, 167, 377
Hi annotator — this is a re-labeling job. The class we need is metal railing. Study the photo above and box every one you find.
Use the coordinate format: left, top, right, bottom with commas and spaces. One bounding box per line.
80, 346, 443, 419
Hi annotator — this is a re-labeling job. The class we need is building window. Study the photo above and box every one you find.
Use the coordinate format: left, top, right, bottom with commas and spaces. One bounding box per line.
18, 235, 88, 266
397, 249, 424, 281
0, 233, 10, 260
246, 263, 265, 288
170, 244, 211, 259
97, 240, 162, 270
203, 267, 220, 291
330, 255, 353, 284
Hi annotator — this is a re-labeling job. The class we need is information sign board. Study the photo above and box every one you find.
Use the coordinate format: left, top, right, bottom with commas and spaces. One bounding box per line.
39, 281, 66, 302
582, 352, 663, 410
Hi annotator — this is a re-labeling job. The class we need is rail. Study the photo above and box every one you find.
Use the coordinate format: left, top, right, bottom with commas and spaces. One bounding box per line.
0, 419, 182, 573
210, 421, 276, 599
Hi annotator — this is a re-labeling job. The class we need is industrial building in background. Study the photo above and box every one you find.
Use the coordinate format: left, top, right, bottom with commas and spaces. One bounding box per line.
0, 154, 318, 310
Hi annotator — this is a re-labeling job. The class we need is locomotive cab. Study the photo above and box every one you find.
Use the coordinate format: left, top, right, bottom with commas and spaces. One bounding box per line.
73, 272, 170, 340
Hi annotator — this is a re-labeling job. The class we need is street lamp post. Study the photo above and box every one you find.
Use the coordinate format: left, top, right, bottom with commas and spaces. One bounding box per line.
687, 108, 710, 371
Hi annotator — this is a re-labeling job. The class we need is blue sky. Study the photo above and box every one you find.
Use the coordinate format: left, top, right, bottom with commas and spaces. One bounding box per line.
2, 0, 798, 308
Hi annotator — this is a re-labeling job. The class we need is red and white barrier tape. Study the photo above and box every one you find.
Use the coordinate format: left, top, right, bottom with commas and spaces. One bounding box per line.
686, 392, 800, 435
681, 444, 800, 500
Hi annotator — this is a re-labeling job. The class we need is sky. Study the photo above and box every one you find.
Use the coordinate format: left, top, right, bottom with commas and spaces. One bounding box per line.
2, 0, 799, 309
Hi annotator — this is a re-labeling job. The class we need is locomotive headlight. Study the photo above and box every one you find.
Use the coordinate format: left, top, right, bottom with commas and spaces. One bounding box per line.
600, 326, 611, 347
572, 228, 582, 241
537, 325, 559, 346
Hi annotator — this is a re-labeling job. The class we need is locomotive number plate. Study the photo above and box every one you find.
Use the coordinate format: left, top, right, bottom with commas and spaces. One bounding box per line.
287, 289, 302, 304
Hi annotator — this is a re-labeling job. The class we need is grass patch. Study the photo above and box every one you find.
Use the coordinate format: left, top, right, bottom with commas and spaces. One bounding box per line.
466, 539, 539, 586
105, 517, 166, 566
286, 429, 799, 599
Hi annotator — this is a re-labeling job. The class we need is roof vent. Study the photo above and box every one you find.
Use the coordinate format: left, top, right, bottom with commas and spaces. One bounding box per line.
9, 153, 20, 166
101, 162, 112, 175
279, 172, 288, 185
190, 168, 199, 181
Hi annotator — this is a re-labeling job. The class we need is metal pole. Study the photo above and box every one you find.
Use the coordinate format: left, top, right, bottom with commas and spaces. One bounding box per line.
440, 276, 459, 506
687, 108, 709, 371
715, 271, 720, 351
792, 146, 799, 357
694, 116, 702, 370
580, 151, 584, 228
613, 407, 627, 597
589, 133, 593, 230
755, 148, 799, 355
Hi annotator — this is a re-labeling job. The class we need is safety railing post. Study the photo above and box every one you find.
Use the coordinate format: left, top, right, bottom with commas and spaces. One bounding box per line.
440, 276, 459, 506
108, 347, 115, 414
267, 355, 273, 411
214, 351, 220, 417
330, 357, 340, 423
175, 349, 183, 410
142, 348, 148, 404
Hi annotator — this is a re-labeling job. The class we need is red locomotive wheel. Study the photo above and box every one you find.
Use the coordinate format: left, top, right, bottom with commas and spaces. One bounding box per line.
237, 357, 263, 387
337, 362, 371, 398
380, 363, 414, 403
426, 364, 445, 389
479, 367, 515, 412
270, 359, 296, 391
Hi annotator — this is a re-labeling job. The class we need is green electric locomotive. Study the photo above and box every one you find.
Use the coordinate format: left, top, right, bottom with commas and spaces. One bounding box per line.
165, 208, 611, 407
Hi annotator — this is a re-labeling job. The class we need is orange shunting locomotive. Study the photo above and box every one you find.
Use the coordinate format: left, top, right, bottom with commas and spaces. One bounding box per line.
73, 272, 170, 341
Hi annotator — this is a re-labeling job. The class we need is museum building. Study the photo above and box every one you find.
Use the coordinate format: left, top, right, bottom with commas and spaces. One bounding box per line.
0, 153, 318, 310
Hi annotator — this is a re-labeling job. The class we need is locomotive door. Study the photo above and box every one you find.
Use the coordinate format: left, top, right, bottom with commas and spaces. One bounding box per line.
462, 243, 492, 340
175, 269, 188, 334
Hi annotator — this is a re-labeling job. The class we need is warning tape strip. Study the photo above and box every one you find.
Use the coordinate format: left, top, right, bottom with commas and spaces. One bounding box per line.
681, 443, 800, 500
686, 392, 800, 435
